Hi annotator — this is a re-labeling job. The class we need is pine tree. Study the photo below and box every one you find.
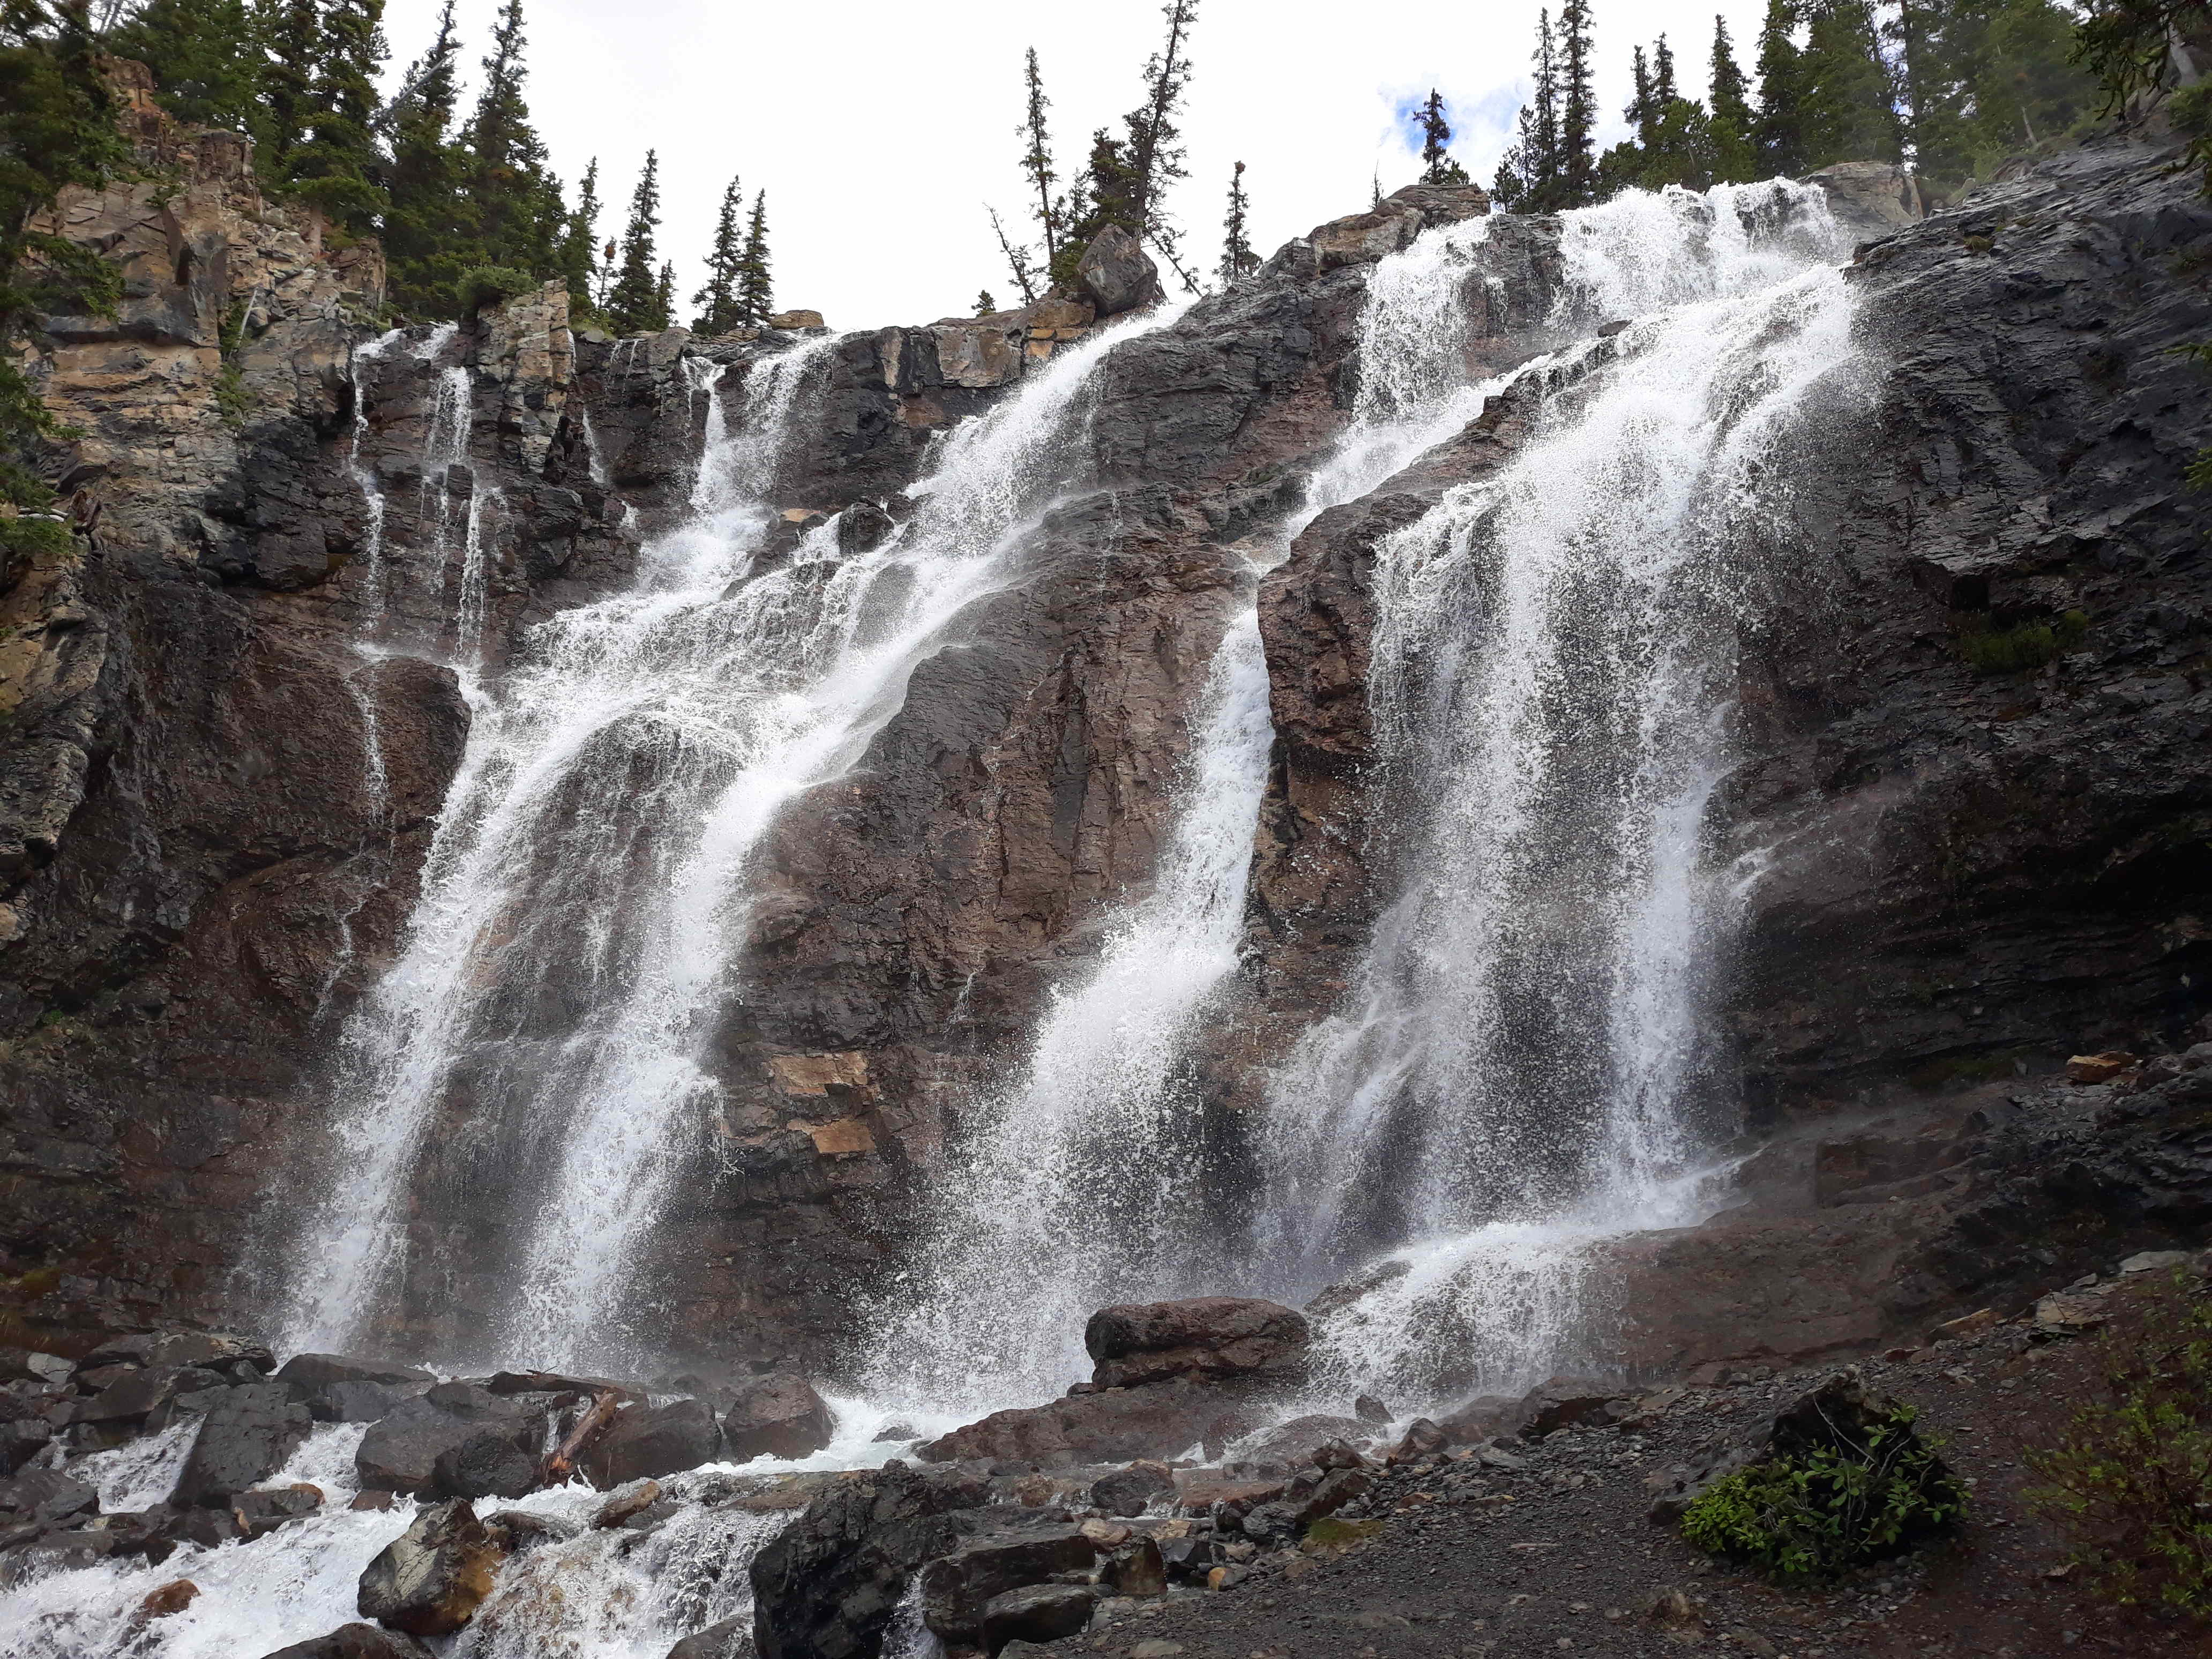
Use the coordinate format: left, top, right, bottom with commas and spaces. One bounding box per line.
1708, 13, 1761, 182
737, 190, 772, 325
1217, 159, 1255, 287
1556, 0, 1599, 205
1494, 8, 1563, 211
1416, 89, 1469, 184
1017, 47, 1064, 273
559, 156, 601, 315
1057, 125, 1141, 284
1123, 0, 1201, 292
111, 0, 261, 135
1627, 44, 1657, 147
974, 288, 997, 316
652, 259, 674, 331
285, 0, 390, 239
604, 148, 663, 334
256, 0, 318, 174
692, 174, 745, 334
1753, 0, 1812, 175
988, 204, 1039, 304
459, 0, 566, 276
383, 0, 467, 316
1799, 0, 1901, 166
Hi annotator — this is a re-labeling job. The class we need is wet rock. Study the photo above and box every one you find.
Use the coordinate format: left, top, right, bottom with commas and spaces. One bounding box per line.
231, 1483, 323, 1541
0, 1417, 53, 1476
483, 1508, 579, 1552
591, 1477, 664, 1528
356, 1385, 547, 1498
1386, 1417, 1448, 1462
173, 1383, 311, 1506
920, 1526, 1101, 1644
666, 1617, 750, 1659
483, 1369, 644, 1403
1101, 1531, 1167, 1595
1242, 1413, 1373, 1466
750, 1460, 994, 1659
1806, 160, 1923, 236
0, 1467, 99, 1527
920, 1377, 1273, 1467
431, 1419, 544, 1501
720, 1373, 832, 1463
356, 1498, 509, 1636
1353, 1394, 1394, 1424
133, 1578, 199, 1621
76, 1363, 229, 1425
586, 1398, 723, 1488
982, 1581, 1097, 1650
1090, 1459, 1175, 1517
1075, 226, 1163, 318
1084, 1297, 1310, 1389
0, 1349, 73, 1387
1513, 1377, 1631, 1438
260, 1623, 437, 1658
278, 1355, 437, 1423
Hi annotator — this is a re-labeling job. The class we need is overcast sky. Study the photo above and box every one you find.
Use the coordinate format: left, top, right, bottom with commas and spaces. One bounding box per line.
377, 0, 1774, 331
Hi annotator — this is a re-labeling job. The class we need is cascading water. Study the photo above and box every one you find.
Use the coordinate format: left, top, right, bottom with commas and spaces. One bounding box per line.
1269, 182, 1866, 1403
280, 302, 1186, 1370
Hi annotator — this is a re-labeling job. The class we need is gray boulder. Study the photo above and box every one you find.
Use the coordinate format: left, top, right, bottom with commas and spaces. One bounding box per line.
356, 1498, 508, 1636
74, 1363, 229, 1425
173, 1382, 311, 1506
920, 1526, 1100, 1645
1074, 226, 1162, 318
584, 1398, 723, 1489
0, 1417, 52, 1476
278, 1354, 436, 1423
1083, 1297, 1309, 1389
0, 1468, 98, 1526
981, 1582, 1095, 1651
356, 1384, 545, 1498
1089, 1459, 1174, 1518
720, 1374, 832, 1463
665, 1616, 749, 1659
258, 1627, 433, 1659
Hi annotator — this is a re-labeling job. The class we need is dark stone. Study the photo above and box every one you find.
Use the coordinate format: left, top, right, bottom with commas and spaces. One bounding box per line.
258, 1622, 436, 1658
482, 1369, 642, 1403
1088, 1459, 1174, 1518
1242, 1413, 1373, 1466
720, 1374, 832, 1464
920, 1527, 1100, 1644
483, 1508, 579, 1552
835, 499, 895, 556
173, 1382, 311, 1506
1387, 1417, 1449, 1462
0, 1467, 98, 1526
1353, 1394, 1394, 1424
356, 1498, 507, 1636
750, 1461, 993, 1659
278, 1354, 437, 1423
0, 1418, 52, 1476
1074, 226, 1163, 318
233, 1484, 324, 1541
981, 1582, 1096, 1650
356, 1386, 546, 1498
76, 1363, 228, 1424
430, 1422, 543, 1501
1100, 1531, 1166, 1596
665, 1616, 750, 1659
585, 1398, 723, 1489
1082, 1297, 1309, 1389
919, 1378, 1271, 1467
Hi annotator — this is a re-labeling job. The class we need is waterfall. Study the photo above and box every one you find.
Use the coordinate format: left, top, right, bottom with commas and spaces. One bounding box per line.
1268, 183, 1864, 1403
280, 304, 1184, 1368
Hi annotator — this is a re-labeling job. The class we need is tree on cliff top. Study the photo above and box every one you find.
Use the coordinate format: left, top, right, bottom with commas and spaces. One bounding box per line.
1753, 0, 1812, 174
1217, 159, 1254, 287
1018, 46, 1065, 273
283, 0, 390, 240
692, 174, 745, 334
1416, 89, 1469, 184
1124, 0, 1201, 290
458, 0, 566, 278
1, 0, 126, 514
1557, 0, 1600, 204
1492, 8, 1561, 209
382, 0, 464, 314
1707, 14, 1760, 182
737, 190, 772, 325
603, 148, 664, 333
557, 154, 602, 322
109, 0, 261, 137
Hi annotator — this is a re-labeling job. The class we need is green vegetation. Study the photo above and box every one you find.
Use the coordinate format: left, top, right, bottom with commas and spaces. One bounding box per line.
1301, 1515, 1384, 1552
2030, 1273, 2212, 1619
1957, 608, 2089, 674
1682, 1400, 1963, 1579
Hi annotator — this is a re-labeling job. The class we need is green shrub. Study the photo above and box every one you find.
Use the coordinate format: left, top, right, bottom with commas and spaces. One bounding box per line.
2029, 1275, 2212, 1619
214, 361, 250, 428
1682, 1400, 1964, 1580
1957, 609, 2089, 675
454, 265, 538, 315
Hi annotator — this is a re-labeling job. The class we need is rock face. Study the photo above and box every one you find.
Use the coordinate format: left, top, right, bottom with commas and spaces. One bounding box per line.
355, 1498, 507, 1636
171, 1382, 311, 1506
1084, 1297, 1309, 1388
355, 1385, 549, 1499
582, 1398, 723, 1488
720, 1373, 834, 1463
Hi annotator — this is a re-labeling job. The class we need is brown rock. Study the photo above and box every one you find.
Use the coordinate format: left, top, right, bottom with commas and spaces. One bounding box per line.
1931, 1307, 2001, 1342
135, 1579, 199, 1621
767, 310, 825, 330
1083, 1297, 1310, 1389
721, 1372, 834, 1462
2065, 1051, 2136, 1084
355, 1499, 507, 1637
919, 1378, 1271, 1467
591, 1477, 663, 1528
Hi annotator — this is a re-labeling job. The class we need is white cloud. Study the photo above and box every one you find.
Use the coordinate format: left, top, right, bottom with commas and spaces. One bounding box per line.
379, 0, 1773, 330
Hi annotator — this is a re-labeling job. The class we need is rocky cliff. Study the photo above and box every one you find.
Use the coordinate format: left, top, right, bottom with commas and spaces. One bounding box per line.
3, 85, 2207, 1385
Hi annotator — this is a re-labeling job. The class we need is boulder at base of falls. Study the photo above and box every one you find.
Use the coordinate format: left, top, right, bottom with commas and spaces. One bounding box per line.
982, 1582, 1099, 1650
1084, 1297, 1310, 1390
720, 1372, 833, 1463
1090, 1458, 1176, 1516
664, 1616, 750, 1659
917, 1376, 1274, 1467
920, 1525, 1102, 1645
173, 1382, 312, 1506
278, 1354, 437, 1423
356, 1383, 550, 1498
258, 1625, 434, 1659
584, 1398, 723, 1488
356, 1498, 509, 1637
749, 1460, 993, 1659
1240, 1413, 1376, 1468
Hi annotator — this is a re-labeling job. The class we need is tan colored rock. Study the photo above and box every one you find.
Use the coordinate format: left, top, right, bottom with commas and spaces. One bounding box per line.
477, 279, 573, 474
931, 322, 1022, 388
2066, 1051, 2136, 1083
134, 1580, 199, 1621
767, 310, 825, 329
797, 1117, 876, 1156
766, 1051, 870, 1097
1931, 1307, 2000, 1342
2034, 1290, 2110, 1336
1808, 161, 1925, 236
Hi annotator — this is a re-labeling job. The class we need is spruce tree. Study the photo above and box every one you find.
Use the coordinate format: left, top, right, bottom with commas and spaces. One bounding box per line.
1416, 89, 1469, 184
692, 174, 745, 334
383, 0, 466, 316
459, 0, 566, 276
256, 0, 318, 173
1556, 0, 1599, 205
1708, 14, 1761, 182
1493, 8, 1561, 210
1753, 0, 1812, 175
652, 259, 674, 331
974, 288, 997, 315
737, 190, 772, 325
1057, 125, 1140, 283
1799, 0, 1901, 165
559, 156, 601, 316
603, 148, 663, 334
111, 0, 261, 135
285, 0, 390, 240
1123, 0, 1201, 292
1018, 47, 1064, 273
988, 204, 1039, 304
1217, 159, 1255, 287
1627, 44, 1657, 147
